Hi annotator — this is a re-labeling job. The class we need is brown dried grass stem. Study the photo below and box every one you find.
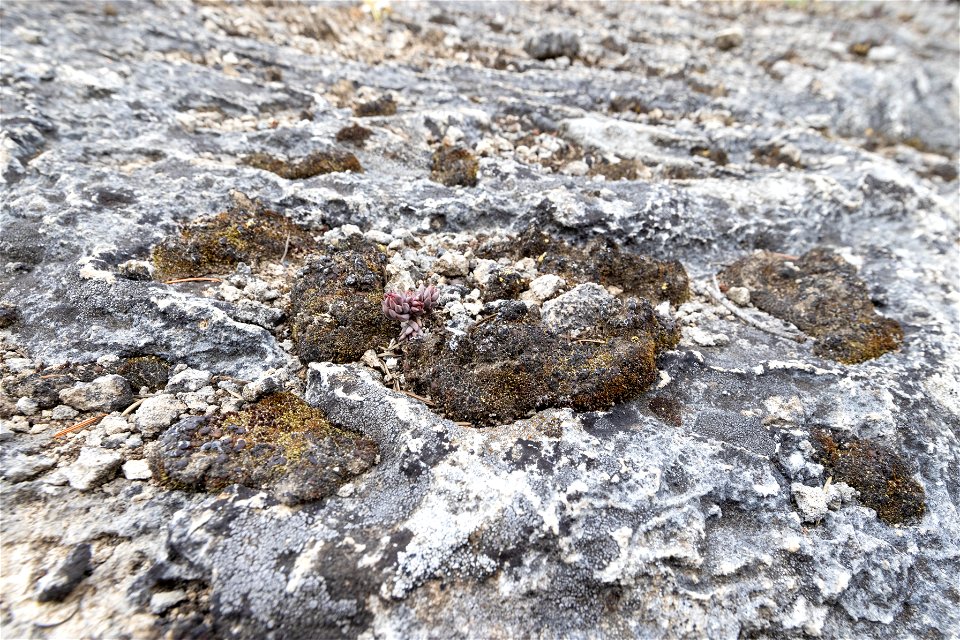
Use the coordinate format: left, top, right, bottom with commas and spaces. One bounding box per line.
163, 277, 223, 285
53, 413, 106, 438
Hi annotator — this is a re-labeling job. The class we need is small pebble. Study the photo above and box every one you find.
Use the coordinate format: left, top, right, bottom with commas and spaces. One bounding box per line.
16, 397, 39, 416
726, 286, 751, 307
122, 459, 152, 480
51, 405, 79, 421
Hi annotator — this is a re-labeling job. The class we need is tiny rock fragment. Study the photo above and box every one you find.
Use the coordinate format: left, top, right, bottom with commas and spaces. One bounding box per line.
35, 544, 93, 603
122, 459, 152, 480
62, 447, 123, 491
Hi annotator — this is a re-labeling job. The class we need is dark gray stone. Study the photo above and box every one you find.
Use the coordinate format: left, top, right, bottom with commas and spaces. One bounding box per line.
35, 544, 92, 603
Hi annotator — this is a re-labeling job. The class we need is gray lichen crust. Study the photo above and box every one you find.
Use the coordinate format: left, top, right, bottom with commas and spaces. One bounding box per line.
1, 1, 958, 639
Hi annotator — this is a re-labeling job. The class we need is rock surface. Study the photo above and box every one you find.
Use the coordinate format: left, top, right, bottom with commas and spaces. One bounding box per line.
59, 374, 133, 411
1, 1, 958, 639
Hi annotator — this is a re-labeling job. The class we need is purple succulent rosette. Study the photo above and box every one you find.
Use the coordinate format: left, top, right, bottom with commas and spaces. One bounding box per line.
382, 285, 439, 340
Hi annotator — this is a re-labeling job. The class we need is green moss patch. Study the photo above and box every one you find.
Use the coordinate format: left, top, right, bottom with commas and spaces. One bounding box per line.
150, 392, 379, 505
718, 249, 903, 364
405, 299, 679, 427
151, 206, 315, 281
244, 149, 362, 179
813, 430, 926, 525
289, 243, 395, 364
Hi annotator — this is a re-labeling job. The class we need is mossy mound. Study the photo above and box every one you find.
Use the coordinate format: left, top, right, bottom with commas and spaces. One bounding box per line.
481, 268, 530, 301
335, 123, 374, 146
718, 249, 903, 364
289, 243, 395, 364
244, 149, 362, 179
813, 430, 926, 525
431, 146, 479, 187
114, 355, 171, 390
151, 206, 315, 281
588, 158, 643, 181
353, 95, 397, 117
150, 392, 379, 505
0, 302, 17, 328
404, 299, 679, 427
481, 227, 690, 306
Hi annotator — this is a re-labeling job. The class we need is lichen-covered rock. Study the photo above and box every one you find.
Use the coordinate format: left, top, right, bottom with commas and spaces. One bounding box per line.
289, 244, 395, 364
58, 374, 132, 412
151, 205, 315, 282
524, 29, 581, 60
1, 1, 957, 639
718, 249, 904, 364
62, 447, 123, 490
2, 453, 57, 482
164, 368, 211, 393
149, 392, 378, 505
34, 544, 93, 603
792, 482, 830, 523
135, 394, 187, 437
405, 298, 679, 426
540, 283, 620, 335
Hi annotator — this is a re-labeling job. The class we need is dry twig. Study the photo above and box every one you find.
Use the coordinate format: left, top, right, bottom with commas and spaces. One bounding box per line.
120, 398, 145, 417
402, 390, 436, 406
53, 413, 106, 438
163, 277, 223, 285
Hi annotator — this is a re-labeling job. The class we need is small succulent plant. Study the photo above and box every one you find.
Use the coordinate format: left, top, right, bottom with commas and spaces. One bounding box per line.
382, 284, 440, 340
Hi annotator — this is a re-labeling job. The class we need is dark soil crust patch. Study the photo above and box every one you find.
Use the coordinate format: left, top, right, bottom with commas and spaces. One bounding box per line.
718, 248, 903, 364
